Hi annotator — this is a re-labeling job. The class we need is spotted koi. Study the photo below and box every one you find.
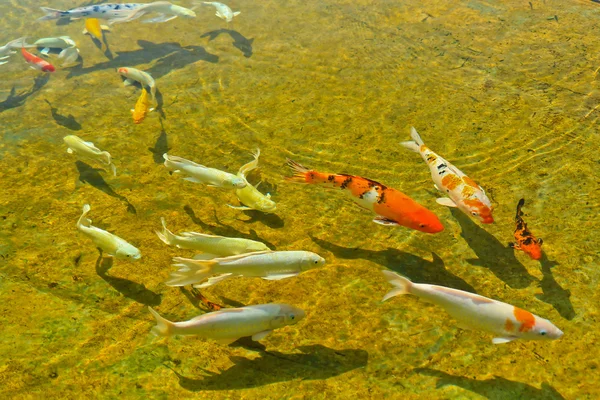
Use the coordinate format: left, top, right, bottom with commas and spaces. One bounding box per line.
509, 198, 543, 260
401, 127, 494, 224
286, 159, 444, 233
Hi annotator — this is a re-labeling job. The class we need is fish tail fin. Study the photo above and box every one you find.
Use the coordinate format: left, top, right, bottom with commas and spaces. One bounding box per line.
381, 270, 412, 301
400, 127, 424, 153
166, 257, 216, 286
148, 307, 175, 337
286, 158, 310, 183
516, 198, 525, 220
38, 7, 66, 21
78, 204, 92, 227
155, 217, 176, 246
6, 37, 29, 48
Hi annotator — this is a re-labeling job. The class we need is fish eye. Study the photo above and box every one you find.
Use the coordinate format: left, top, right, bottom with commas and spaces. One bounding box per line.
290, 314, 295, 320
471, 212, 478, 216
419, 223, 426, 228
540, 330, 547, 336
314, 260, 318, 264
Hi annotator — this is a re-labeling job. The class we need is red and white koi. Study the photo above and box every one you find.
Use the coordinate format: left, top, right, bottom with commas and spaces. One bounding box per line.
382, 271, 563, 344
401, 127, 494, 224
117, 67, 156, 99
287, 159, 444, 233
20, 47, 55, 72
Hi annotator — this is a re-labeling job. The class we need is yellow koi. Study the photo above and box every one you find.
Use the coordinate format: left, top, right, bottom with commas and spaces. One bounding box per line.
131, 88, 154, 124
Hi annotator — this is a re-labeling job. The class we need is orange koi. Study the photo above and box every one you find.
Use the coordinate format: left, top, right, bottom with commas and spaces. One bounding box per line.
131, 88, 154, 124
286, 159, 444, 233
509, 198, 543, 260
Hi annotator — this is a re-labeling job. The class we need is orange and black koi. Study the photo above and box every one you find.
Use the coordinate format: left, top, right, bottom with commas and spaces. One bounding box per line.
193, 288, 224, 311
509, 198, 543, 260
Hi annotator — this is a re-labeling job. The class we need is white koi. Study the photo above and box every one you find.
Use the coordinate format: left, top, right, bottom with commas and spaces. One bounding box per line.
203, 2, 240, 22
163, 153, 246, 189
64, 135, 117, 176
148, 303, 304, 344
76, 204, 141, 260
401, 127, 494, 223
228, 149, 276, 213
111, 1, 196, 24
33, 37, 80, 64
382, 271, 563, 344
117, 66, 156, 100
167, 250, 326, 287
156, 217, 270, 256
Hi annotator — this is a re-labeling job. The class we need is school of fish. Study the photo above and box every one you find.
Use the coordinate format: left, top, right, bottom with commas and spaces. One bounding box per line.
0, 0, 566, 386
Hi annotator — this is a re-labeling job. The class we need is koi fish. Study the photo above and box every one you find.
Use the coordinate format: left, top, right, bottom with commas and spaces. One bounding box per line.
64, 135, 117, 176
131, 88, 154, 124
37, 4, 143, 21
76, 204, 141, 260
382, 271, 563, 344
110, 1, 196, 24
148, 303, 305, 345
83, 18, 110, 41
509, 198, 543, 260
117, 67, 156, 99
228, 149, 277, 213
203, 2, 241, 22
0, 37, 26, 65
193, 289, 224, 311
167, 250, 326, 287
163, 153, 246, 189
401, 127, 494, 224
155, 217, 269, 257
20, 47, 55, 72
286, 159, 444, 233
33, 37, 80, 65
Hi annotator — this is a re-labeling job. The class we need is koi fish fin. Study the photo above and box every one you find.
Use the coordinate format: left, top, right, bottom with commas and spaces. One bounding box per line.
193, 273, 235, 288
37, 7, 67, 21
492, 336, 517, 344
166, 257, 218, 286
373, 216, 400, 226
233, 11, 241, 17
66, 148, 74, 154
109, 163, 117, 177
238, 149, 260, 177
252, 330, 272, 341
148, 307, 175, 337
381, 270, 412, 301
78, 204, 92, 228
40, 47, 51, 56
123, 78, 135, 86
227, 204, 253, 211
433, 183, 441, 191
192, 253, 219, 260
436, 198, 457, 207
214, 337, 239, 345
155, 217, 177, 246
516, 198, 525, 220
143, 14, 178, 23
262, 272, 299, 280
286, 158, 311, 182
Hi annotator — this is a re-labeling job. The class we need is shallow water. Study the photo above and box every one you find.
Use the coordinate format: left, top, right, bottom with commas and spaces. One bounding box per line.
1, 0, 599, 398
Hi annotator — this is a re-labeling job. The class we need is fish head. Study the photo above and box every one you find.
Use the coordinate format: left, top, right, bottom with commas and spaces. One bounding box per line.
461, 198, 494, 224
115, 244, 142, 260
256, 197, 277, 213
410, 210, 444, 234
117, 67, 128, 75
526, 318, 563, 341
174, 5, 196, 18
42, 64, 56, 73
228, 177, 247, 189
269, 304, 306, 328
300, 252, 326, 271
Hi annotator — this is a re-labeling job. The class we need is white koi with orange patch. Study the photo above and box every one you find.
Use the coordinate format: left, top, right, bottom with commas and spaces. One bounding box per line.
401, 127, 494, 224
382, 271, 562, 344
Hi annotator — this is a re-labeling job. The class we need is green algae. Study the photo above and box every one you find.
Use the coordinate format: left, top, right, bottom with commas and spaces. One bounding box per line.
1, 0, 599, 398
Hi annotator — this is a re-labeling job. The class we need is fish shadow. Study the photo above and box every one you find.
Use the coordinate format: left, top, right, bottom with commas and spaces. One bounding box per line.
75, 161, 137, 214
95, 255, 162, 306
66, 40, 219, 80
450, 208, 536, 289
183, 205, 276, 249
415, 368, 565, 400
168, 344, 368, 391
238, 209, 285, 229
45, 99, 82, 130
536, 253, 575, 320
0, 75, 50, 113
201, 29, 254, 58
148, 124, 169, 164
310, 235, 476, 293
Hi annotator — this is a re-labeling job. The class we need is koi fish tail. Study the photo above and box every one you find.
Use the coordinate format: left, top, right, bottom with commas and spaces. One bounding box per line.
148, 307, 175, 337
166, 257, 217, 286
78, 204, 92, 228
382, 270, 412, 301
99, 151, 116, 176
38, 7, 67, 21
6, 37, 29, 49
516, 198, 525, 221
400, 126, 424, 153
286, 158, 311, 183
155, 217, 177, 246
